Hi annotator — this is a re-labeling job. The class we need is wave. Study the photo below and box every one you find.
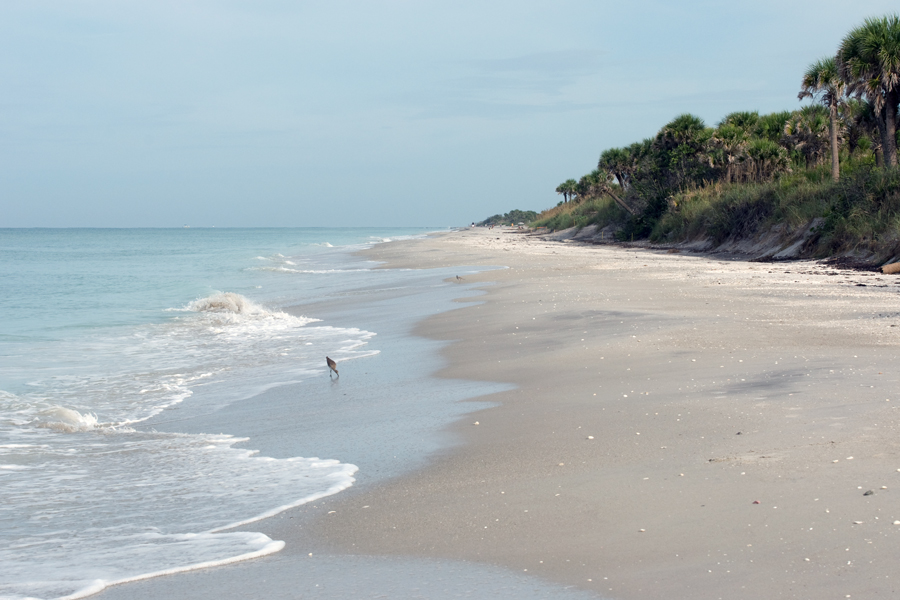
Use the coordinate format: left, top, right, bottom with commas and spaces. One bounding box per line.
187, 292, 268, 315
180, 292, 320, 329
0, 228, 430, 600
0, 292, 347, 441
0, 430, 357, 600
36, 407, 101, 432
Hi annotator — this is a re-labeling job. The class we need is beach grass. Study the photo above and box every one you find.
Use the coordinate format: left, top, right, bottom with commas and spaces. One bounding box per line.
531, 196, 627, 231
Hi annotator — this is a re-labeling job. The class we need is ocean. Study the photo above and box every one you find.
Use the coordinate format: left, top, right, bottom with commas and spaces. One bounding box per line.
0, 228, 490, 600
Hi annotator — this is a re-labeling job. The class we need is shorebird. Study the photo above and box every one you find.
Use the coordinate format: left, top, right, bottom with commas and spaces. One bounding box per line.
326, 356, 339, 378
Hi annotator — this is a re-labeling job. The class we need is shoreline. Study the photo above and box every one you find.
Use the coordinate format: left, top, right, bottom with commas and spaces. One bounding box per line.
92, 240, 584, 600
94, 227, 900, 599
302, 228, 900, 599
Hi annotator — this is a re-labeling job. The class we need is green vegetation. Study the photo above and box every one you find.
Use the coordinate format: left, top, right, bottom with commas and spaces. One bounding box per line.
652, 166, 900, 259
534, 196, 627, 231
478, 209, 539, 226
555, 179, 577, 203
538, 14, 900, 262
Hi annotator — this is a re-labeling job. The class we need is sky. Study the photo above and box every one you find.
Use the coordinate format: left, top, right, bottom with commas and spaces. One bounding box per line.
1, 0, 897, 227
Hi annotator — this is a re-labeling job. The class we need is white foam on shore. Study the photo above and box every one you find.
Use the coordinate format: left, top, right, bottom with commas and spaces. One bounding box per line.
59, 537, 286, 600
6, 292, 364, 429
0, 429, 358, 600
1, 230, 467, 600
0, 290, 374, 600
210, 462, 357, 533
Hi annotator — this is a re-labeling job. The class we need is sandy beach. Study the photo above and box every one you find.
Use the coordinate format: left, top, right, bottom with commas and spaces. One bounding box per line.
310, 228, 900, 598
97, 228, 900, 599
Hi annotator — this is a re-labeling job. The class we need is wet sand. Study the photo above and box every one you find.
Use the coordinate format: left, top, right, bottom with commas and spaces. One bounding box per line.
97, 228, 900, 599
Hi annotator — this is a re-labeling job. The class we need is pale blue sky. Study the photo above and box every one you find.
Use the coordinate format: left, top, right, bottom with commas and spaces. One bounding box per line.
1, 1, 896, 227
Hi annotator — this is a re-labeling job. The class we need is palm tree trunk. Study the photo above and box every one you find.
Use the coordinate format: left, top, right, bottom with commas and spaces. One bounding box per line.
829, 108, 840, 182
885, 98, 898, 168
875, 112, 888, 167
607, 190, 638, 216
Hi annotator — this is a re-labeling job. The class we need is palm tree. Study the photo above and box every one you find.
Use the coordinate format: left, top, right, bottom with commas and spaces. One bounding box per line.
709, 124, 749, 183
555, 181, 566, 203
564, 179, 577, 202
837, 14, 900, 167
754, 111, 792, 143
784, 105, 831, 169
655, 114, 711, 157
745, 139, 791, 181
622, 139, 653, 185
654, 114, 714, 186
843, 98, 883, 164
718, 111, 760, 132
799, 57, 845, 180
585, 169, 639, 216
555, 179, 577, 203
598, 148, 631, 189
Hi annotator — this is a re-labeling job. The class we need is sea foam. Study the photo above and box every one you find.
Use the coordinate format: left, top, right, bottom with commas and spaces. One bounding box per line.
0, 229, 434, 600
0, 290, 372, 600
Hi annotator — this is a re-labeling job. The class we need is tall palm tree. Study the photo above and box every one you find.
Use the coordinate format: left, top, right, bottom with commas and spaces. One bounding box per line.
555, 179, 577, 203
837, 14, 900, 167
555, 181, 566, 203
564, 179, 577, 202
799, 57, 845, 180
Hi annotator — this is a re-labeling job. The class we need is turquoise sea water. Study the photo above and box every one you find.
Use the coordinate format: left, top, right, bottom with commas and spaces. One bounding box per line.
2, 228, 416, 343
0, 228, 437, 599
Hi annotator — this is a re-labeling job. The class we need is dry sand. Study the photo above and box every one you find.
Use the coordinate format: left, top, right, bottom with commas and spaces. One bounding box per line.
297, 227, 900, 599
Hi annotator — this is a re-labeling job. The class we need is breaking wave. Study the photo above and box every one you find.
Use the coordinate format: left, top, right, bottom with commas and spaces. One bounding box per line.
188, 292, 270, 315
0, 289, 375, 600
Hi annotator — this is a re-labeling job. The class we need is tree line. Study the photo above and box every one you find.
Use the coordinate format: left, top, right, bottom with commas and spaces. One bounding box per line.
478, 209, 539, 227
553, 14, 900, 235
